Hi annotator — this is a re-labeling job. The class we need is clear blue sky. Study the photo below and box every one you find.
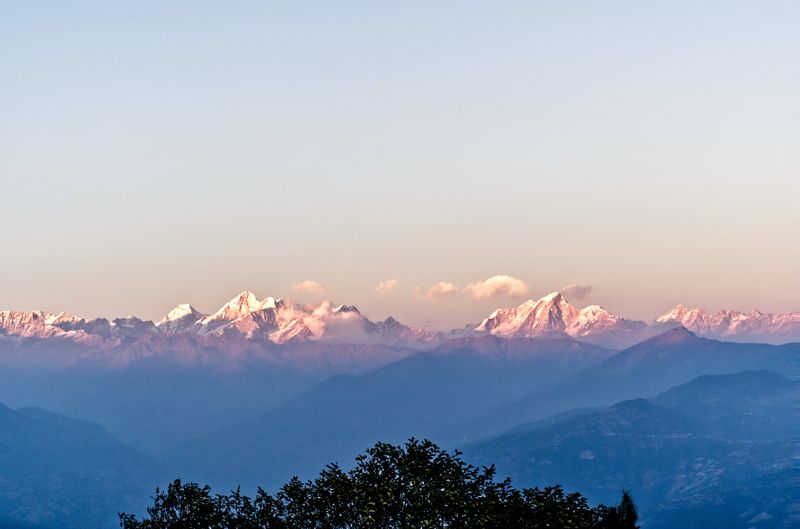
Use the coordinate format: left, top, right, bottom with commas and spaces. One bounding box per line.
0, 1, 796, 327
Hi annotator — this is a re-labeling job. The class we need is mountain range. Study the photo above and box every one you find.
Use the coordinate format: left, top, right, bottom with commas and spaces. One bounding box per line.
165, 328, 794, 492
166, 335, 615, 490
654, 304, 798, 343
471, 327, 795, 437
4, 368, 792, 529
0, 292, 797, 368
474, 292, 649, 348
0, 318, 794, 529
464, 370, 794, 529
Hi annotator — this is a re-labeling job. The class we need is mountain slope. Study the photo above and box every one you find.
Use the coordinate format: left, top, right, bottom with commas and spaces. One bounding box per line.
0, 402, 155, 529
167, 336, 613, 491
472, 327, 795, 437
463, 370, 794, 529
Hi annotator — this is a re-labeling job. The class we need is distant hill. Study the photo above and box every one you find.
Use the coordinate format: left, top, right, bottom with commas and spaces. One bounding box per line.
0, 329, 794, 529
0, 363, 318, 454
0, 402, 154, 529
166, 336, 613, 490
165, 329, 793, 491
473, 327, 795, 436
463, 370, 794, 529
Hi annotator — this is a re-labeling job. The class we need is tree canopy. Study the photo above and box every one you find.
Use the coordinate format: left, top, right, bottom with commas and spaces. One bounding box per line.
121, 439, 637, 529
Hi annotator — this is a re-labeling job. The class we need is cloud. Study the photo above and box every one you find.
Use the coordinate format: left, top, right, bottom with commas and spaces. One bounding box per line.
418, 281, 460, 299
278, 300, 374, 344
560, 283, 593, 300
464, 275, 528, 300
291, 280, 326, 295
374, 279, 399, 296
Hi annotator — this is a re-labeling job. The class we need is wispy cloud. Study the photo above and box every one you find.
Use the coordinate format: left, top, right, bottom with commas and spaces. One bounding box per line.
291, 279, 326, 295
417, 281, 460, 299
374, 279, 399, 296
560, 283, 593, 300
464, 275, 528, 300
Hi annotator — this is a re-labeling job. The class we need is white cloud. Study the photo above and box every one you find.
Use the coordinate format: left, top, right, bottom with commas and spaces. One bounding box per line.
291, 279, 326, 295
560, 284, 593, 300
374, 279, 399, 296
418, 281, 459, 299
463, 275, 528, 300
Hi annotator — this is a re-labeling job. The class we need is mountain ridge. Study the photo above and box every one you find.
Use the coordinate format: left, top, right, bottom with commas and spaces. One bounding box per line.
463, 370, 794, 529
1, 292, 797, 367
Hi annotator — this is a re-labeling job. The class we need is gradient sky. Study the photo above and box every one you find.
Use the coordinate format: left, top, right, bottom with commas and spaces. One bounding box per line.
1, 1, 797, 329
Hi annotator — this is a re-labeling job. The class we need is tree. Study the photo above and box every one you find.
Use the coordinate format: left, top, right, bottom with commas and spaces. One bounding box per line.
121, 439, 636, 529
595, 491, 638, 529
617, 491, 639, 529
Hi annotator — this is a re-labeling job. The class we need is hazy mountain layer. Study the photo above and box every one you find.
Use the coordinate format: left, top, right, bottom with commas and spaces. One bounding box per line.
463, 370, 794, 529
0, 402, 155, 529
473, 327, 795, 436
166, 336, 614, 490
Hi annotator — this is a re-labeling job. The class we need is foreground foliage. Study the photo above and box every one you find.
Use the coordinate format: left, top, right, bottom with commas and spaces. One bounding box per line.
121, 439, 637, 529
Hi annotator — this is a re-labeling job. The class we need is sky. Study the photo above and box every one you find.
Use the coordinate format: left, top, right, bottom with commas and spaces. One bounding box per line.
0, 1, 797, 329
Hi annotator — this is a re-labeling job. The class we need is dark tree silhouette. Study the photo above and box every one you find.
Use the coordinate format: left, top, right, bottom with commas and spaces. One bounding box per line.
594, 491, 638, 529
121, 439, 636, 529
618, 491, 639, 529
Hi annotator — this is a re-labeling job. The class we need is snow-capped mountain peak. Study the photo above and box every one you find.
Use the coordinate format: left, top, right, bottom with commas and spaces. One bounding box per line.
573, 305, 616, 325
0, 310, 60, 338
44, 311, 83, 328
655, 304, 691, 323
224, 291, 262, 315
170, 292, 440, 347
262, 297, 283, 310
539, 291, 564, 303
160, 304, 202, 322
655, 305, 799, 343
333, 304, 361, 315
475, 292, 579, 338
474, 293, 647, 348
1, 292, 796, 364
196, 291, 270, 333
157, 304, 206, 334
